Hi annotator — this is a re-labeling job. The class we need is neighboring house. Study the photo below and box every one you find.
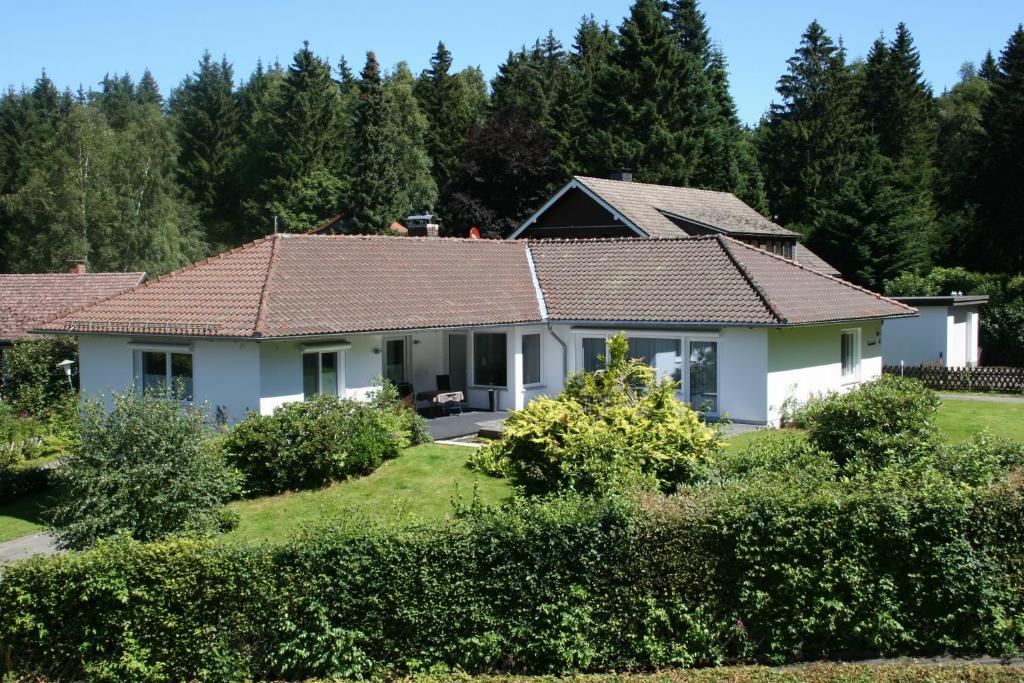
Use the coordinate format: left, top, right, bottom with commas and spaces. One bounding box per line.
0, 266, 145, 382
37, 234, 912, 426
883, 295, 988, 368
511, 174, 841, 276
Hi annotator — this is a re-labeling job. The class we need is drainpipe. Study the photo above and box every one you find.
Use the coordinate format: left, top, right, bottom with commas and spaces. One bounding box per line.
547, 322, 568, 379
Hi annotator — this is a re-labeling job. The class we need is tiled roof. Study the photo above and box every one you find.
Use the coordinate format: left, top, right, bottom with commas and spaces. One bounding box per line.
794, 244, 841, 276
529, 236, 914, 326
574, 176, 797, 238
0, 272, 145, 341
40, 235, 542, 338
39, 234, 913, 338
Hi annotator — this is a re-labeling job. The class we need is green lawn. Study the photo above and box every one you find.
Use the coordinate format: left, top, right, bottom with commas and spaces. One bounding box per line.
223, 443, 513, 545
0, 488, 53, 543
934, 397, 1024, 442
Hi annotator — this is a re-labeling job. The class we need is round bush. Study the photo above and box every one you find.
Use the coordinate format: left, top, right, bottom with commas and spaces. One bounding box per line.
802, 375, 940, 468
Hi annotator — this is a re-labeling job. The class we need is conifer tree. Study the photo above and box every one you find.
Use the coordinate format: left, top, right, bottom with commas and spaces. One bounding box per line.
253, 42, 347, 232
972, 25, 1024, 271
416, 42, 463, 197
170, 52, 242, 245
348, 52, 436, 233
136, 69, 163, 107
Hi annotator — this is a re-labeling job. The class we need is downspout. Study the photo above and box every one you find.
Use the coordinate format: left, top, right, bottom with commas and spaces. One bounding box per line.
524, 243, 567, 379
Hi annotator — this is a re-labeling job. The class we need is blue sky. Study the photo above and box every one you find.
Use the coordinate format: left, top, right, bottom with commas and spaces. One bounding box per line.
2, 1, 1020, 125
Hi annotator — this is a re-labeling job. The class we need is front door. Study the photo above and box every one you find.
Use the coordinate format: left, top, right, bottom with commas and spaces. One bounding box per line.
384, 337, 407, 385
448, 333, 468, 395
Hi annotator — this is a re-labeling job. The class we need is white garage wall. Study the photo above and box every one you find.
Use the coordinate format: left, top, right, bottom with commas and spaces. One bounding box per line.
882, 307, 947, 367
767, 320, 883, 426
947, 308, 969, 367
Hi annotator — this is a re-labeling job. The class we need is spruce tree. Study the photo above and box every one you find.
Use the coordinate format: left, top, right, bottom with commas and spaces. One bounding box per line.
348, 52, 436, 233
136, 69, 163, 107
170, 52, 242, 245
973, 25, 1024, 271
416, 42, 462, 197
253, 42, 347, 232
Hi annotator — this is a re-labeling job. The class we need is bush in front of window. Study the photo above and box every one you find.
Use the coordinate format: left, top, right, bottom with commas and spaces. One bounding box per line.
221, 386, 424, 497
801, 375, 940, 469
47, 388, 242, 550
469, 334, 721, 494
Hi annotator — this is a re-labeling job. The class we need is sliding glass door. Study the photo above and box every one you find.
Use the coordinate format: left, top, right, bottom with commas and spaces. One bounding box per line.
384, 338, 407, 385
688, 340, 717, 413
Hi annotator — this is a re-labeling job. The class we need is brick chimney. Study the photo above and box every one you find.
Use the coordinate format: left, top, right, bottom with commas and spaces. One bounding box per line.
69, 262, 87, 274
406, 214, 439, 237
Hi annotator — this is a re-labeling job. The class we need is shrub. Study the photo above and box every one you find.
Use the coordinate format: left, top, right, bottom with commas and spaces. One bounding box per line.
2, 479, 1023, 681
221, 383, 424, 497
470, 334, 720, 493
47, 389, 241, 549
0, 336, 78, 418
802, 375, 940, 469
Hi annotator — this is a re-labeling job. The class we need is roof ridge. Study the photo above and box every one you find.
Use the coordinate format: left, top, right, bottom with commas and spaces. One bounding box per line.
287, 232, 518, 244
525, 235, 719, 244
721, 236, 917, 314
34, 237, 275, 330
253, 235, 282, 337
716, 236, 786, 324
573, 175, 736, 197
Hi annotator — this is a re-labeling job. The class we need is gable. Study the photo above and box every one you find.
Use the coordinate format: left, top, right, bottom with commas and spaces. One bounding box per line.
517, 186, 638, 239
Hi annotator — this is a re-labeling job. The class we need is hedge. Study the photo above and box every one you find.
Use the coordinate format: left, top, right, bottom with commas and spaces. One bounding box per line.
2, 476, 1023, 682
413, 663, 1024, 682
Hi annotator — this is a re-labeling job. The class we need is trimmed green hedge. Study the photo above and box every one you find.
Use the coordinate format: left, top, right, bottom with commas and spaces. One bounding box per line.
2, 477, 1023, 682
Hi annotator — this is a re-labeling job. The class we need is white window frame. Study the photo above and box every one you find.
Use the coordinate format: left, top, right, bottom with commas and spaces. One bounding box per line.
521, 332, 543, 387
471, 331, 509, 389
570, 329, 721, 416
132, 348, 194, 403
302, 349, 345, 398
840, 328, 861, 383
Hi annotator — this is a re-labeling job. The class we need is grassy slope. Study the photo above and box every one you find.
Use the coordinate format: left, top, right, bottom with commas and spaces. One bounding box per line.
0, 489, 53, 543
223, 443, 513, 544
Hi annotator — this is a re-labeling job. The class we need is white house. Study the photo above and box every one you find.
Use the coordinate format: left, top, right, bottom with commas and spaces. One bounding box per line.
883, 295, 988, 368
37, 232, 914, 427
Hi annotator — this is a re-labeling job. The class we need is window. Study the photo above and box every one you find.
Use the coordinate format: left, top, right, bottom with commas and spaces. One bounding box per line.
522, 333, 541, 385
841, 330, 860, 379
626, 337, 682, 383
303, 351, 340, 398
581, 337, 606, 372
136, 350, 193, 401
688, 341, 717, 413
473, 332, 507, 387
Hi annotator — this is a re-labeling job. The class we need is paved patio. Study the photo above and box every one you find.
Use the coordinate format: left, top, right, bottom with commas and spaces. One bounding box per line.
424, 410, 509, 440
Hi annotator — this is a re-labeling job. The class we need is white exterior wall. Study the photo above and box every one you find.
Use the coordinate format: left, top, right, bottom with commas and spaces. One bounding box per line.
947, 308, 969, 367
766, 320, 882, 426
77, 335, 260, 421
718, 327, 769, 424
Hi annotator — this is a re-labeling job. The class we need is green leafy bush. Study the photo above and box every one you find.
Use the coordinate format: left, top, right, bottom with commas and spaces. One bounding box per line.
221, 383, 426, 497
0, 336, 78, 418
3, 479, 1023, 681
801, 375, 940, 468
47, 389, 241, 549
470, 334, 720, 493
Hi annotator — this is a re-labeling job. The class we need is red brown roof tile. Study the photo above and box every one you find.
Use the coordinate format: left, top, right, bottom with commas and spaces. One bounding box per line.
1, 271, 145, 341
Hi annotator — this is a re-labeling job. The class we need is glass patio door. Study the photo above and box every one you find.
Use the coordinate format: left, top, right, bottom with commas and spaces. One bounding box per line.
384, 338, 407, 385
688, 340, 718, 413
448, 333, 468, 395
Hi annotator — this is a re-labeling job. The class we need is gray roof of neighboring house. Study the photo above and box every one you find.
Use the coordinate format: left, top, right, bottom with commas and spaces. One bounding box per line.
37, 234, 913, 339
571, 175, 798, 238
891, 295, 989, 307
